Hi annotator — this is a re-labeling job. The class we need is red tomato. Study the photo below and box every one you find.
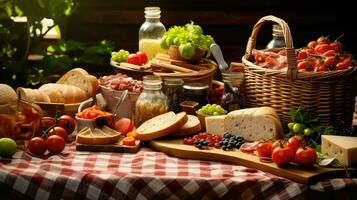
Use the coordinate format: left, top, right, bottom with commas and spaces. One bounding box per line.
272, 140, 284, 151
297, 61, 307, 71
114, 118, 134, 136
323, 50, 336, 57
122, 136, 136, 146
28, 137, 47, 156
136, 52, 148, 65
315, 64, 329, 72
307, 41, 318, 49
46, 135, 65, 154
22, 106, 40, 123
335, 61, 349, 70
48, 126, 68, 141
257, 141, 273, 158
323, 56, 337, 68
57, 115, 75, 134
296, 51, 308, 60
330, 41, 343, 52
315, 44, 331, 54
126, 54, 142, 65
301, 48, 316, 55
40, 117, 55, 130
272, 146, 294, 167
294, 147, 317, 167
254, 52, 265, 62
287, 135, 307, 154
317, 36, 330, 44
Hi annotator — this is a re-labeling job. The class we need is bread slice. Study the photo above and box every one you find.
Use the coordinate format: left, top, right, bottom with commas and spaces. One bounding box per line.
171, 115, 201, 137
224, 107, 283, 141
38, 83, 87, 104
136, 112, 188, 141
57, 68, 99, 97
76, 126, 121, 144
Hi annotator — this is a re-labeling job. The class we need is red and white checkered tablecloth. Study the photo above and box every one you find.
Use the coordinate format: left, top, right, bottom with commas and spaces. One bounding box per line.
0, 143, 356, 200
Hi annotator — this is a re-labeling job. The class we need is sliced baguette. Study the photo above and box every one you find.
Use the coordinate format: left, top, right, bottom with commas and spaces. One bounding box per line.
57, 68, 99, 97
136, 112, 188, 141
171, 115, 201, 137
76, 126, 121, 144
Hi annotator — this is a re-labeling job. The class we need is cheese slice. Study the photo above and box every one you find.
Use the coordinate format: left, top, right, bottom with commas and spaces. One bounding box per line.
205, 115, 226, 135
321, 135, 357, 167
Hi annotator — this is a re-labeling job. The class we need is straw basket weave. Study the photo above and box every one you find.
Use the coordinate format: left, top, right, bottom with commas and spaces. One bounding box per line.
242, 15, 357, 129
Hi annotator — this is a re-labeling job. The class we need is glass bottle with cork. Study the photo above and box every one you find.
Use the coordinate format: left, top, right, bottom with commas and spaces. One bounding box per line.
266, 24, 286, 49
139, 7, 167, 60
134, 75, 168, 127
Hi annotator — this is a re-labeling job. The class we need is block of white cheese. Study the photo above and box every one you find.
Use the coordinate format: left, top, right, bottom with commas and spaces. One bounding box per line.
321, 135, 357, 167
224, 107, 283, 141
205, 115, 226, 135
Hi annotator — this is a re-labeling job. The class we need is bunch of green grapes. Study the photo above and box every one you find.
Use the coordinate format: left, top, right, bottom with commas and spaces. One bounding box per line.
197, 104, 227, 116
111, 49, 130, 63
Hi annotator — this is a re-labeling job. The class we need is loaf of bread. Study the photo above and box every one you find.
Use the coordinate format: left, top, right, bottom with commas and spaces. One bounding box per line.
17, 84, 88, 104
171, 115, 201, 137
0, 84, 18, 114
136, 112, 188, 141
57, 68, 99, 97
224, 107, 283, 141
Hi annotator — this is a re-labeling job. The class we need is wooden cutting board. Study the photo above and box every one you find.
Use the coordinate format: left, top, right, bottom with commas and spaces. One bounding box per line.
76, 136, 141, 153
150, 138, 357, 184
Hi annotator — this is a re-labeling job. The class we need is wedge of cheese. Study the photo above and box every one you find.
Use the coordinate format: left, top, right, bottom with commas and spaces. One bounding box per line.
224, 107, 283, 141
321, 135, 357, 167
205, 115, 226, 135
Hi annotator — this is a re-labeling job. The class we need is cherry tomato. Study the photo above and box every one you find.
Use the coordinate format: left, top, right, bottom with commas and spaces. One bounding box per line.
317, 36, 330, 44
122, 136, 136, 146
300, 48, 316, 55
297, 61, 307, 71
272, 140, 284, 151
48, 126, 68, 141
57, 115, 75, 134
315, 44, 331, 54
114, 118, 133, 136
272, 146, 294, 167
294, 147, 317, 167
126, 54, 142, 65
28, 137, 47, 156
46, 135, 65, 154
315, 64, 329, 72
296, 51, 308, 60
22, 106, 40, 123
257, 141, 273, 158
335, 61, 349, 70
287, 135, 307, 153
322, 49, 336, 57
330, 41, 343, 52
40, 117, 55, 130
254, 52, 265, 62
136, 52, 148, 65
307, 41, 318, 49
126, 131, 138, 140
323, 56, 337, 68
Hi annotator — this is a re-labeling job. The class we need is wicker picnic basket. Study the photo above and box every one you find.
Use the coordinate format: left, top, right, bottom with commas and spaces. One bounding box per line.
242, 15, 357, 129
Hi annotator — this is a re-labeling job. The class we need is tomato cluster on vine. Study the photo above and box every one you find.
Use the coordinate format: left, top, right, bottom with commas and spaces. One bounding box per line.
296, 36, 356, 72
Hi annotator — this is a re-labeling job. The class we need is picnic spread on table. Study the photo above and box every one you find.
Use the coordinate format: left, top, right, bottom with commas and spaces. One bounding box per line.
1, 10, 357, 200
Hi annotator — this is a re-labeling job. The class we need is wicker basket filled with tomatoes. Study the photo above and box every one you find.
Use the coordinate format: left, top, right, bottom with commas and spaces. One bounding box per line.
241, 15, 357, 130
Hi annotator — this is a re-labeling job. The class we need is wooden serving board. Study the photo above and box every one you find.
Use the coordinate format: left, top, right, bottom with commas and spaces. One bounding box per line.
76, 136, 141, 153
150, 138, 357, 184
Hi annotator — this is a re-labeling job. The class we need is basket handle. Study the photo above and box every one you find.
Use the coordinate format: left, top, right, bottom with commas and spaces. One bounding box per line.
245, 15, 297, 80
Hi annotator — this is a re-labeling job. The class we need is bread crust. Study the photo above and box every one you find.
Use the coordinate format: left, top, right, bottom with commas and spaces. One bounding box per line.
170, 115, 202, 137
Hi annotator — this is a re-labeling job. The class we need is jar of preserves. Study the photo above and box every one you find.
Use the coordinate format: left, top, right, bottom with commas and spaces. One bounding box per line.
134, 75, 168, 127
183, 83, 209, 108
163, 78, 184, 113
139, 7, 167, 60
221, 72, 245, 111
266, 24, 285, 49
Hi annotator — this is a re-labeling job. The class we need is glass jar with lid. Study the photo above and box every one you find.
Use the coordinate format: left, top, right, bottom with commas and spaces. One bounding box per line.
266, 24, 286, 49
162, 78, 184, 113
183, 83, 209, 108
139, 7, 167, 60
221, 72, 245, 111
134, 75, 168, 127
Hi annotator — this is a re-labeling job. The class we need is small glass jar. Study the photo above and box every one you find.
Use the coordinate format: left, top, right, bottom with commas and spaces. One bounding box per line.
266, 24, 286, 49
163, 78, 184, 113
134, 75, 168, 127
139, 7, 167, 60
221, 72, 245, 111
183, 83, 209, 108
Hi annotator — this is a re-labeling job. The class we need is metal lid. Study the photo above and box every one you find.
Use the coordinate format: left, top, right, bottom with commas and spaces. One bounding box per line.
163, 78, 184, 86
183, 83, 209, 90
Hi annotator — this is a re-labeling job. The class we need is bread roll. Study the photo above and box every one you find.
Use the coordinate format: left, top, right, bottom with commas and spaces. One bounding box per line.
39, 83, 87, 104
0, 84, 18, 114
57, 68, 99, 97
224, 107, 283, 141
136, 112, 188, 141
17, 87, 51, 103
